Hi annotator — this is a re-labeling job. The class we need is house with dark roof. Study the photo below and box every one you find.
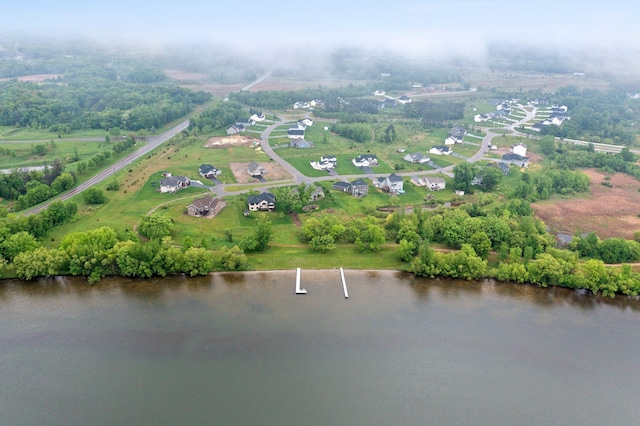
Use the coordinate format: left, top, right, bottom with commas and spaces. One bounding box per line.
449, 126, 466, 143
247, 192, 276, 211
160, 176, 190, 193
502, 153, 529, 168
186, 196, 226, 217
350, 179, 369, 197
398, 95, 412, 104
332, 181, 352, 192
199, 164, 222, 179
287, 129, 305, 139
236, 118, 255, 127
247, 161, 267, 177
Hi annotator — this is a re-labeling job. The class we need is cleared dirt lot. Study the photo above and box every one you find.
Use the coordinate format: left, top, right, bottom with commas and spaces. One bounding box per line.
532, 169, 640, 239
229, 161, 293, 184
204, 135, 260, 148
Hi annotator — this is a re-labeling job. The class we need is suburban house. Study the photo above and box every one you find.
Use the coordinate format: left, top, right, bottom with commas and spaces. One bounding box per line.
333, 179, 368, 197
160, 176, 190, 193
247, 161, 267, 177
236, 118, 255, 128
332, 181, 352, 193
398, 95, 412, 104
375, 173, 404, 193
199, 164, 222, 179
447, 126, 466, 144
299, 118, 314, 127
429, 145, 453, 156
502, 153, 529, 168
289, 122, 306, 131
425, 176, 446, 191
308, 186, 325, 202
247, 192, 276, 211
250, 112, 266, 122
350, 179, 369, 197
352, 154, 378, 167
291, 139, 313, 149
310, 155, 337, 170
511, 143, 527, 157
404, 153, 430, 164
287, 129, 305, 139
226, 125, 242, 135
186, 196, 226, 217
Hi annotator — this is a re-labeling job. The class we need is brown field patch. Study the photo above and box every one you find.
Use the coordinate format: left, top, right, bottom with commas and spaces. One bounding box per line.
204, 135, 260, 148
532, 169, 640, 239
461, 71, 610, 92
0, 74, 62, 83
164, 70, 208, 82
229, 161, 294, 184
247, 77, 371, 92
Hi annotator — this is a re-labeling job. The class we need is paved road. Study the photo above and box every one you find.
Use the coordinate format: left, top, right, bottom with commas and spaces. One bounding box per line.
24, 120, 189, 215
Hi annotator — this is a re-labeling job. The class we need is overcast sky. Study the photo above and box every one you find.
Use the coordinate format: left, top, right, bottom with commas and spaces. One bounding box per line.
2, 0, 638, 54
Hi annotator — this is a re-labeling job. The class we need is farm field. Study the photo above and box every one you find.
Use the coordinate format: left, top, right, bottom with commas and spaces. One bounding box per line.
532, 169, 640, 239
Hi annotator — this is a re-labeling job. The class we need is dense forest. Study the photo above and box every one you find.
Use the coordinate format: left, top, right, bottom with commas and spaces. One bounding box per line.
0, 77, 210, 132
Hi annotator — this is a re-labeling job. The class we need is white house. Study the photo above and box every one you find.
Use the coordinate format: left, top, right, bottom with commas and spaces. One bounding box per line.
299, 118, 314, 127
425, 176, 446, 191
429, 145, 452, 156
502, 153, 529, 168
352, 154, 378, 167
511, 143, 527, 157
247, 192, 276, 211
160, 176, 190, 193
250, 112, 266, 122
375, 173, 404, 193
310, 155, 337, 170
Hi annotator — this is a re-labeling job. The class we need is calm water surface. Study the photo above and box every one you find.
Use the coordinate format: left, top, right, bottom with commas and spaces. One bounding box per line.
1, 270, 639, 425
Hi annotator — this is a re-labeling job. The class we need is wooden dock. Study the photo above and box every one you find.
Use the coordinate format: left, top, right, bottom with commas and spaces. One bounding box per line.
340, 267, 348, 299
295, 267, 307, 294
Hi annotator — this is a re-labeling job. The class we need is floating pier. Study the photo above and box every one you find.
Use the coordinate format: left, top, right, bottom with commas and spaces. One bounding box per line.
340, 267, 349, 299
295, 267, 307, 294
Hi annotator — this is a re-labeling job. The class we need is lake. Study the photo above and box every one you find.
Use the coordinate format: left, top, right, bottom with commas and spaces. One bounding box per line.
1, 270, 639, 425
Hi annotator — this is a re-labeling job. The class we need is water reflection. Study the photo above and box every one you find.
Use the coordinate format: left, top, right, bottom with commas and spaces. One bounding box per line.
0, 271, 639, 313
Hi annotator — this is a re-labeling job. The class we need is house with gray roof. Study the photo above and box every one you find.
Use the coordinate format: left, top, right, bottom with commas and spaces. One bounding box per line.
501, 153, 529, 168
187, 196, 226, 217
375, 173, 404, 193
247, 192, 276, 211
160, 176, 190, 193
199, 164, 222, 179
404, 152, 430, 164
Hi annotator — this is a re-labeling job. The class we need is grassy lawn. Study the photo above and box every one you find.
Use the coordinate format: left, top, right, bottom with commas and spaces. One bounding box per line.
0, 127, 109, 141
245, 244, 405, 271
0, 139, 113, 170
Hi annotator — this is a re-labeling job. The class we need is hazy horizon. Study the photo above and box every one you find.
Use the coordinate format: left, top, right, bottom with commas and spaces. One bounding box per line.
2, 1, 638, 56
